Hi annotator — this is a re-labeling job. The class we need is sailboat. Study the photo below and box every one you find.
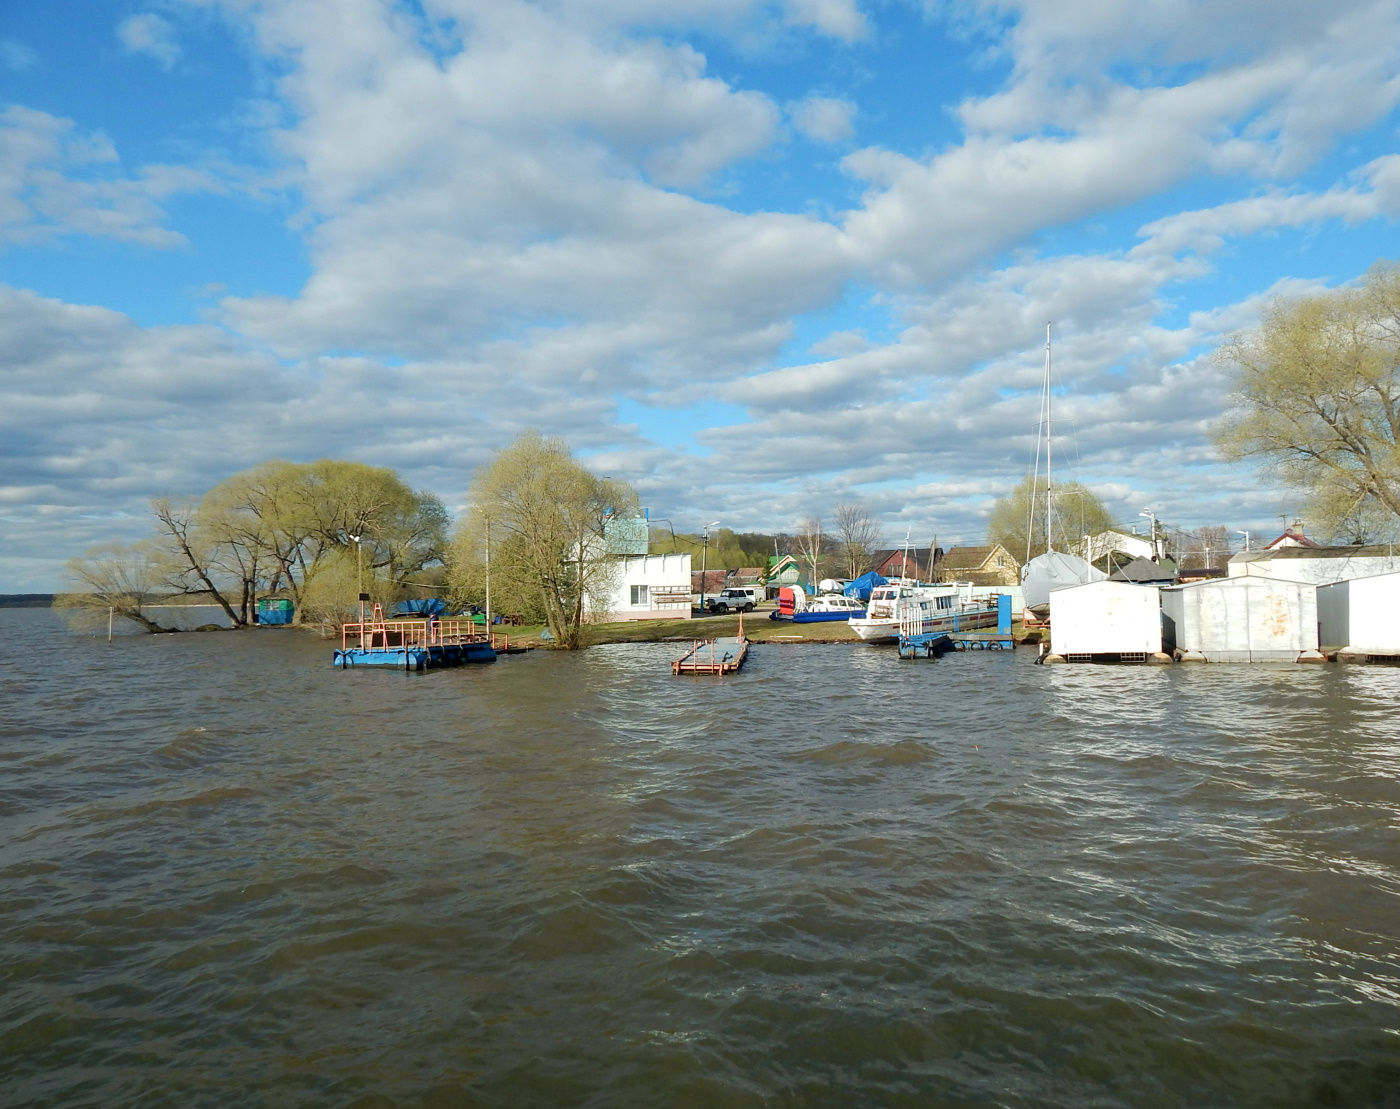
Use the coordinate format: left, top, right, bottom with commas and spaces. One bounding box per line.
1020, 324, 1104, 619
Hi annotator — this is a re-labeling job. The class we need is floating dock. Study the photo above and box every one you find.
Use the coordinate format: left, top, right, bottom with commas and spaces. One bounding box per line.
334, 605, 497, 670
898, 595, 1014, 660
672, 617, 750, 674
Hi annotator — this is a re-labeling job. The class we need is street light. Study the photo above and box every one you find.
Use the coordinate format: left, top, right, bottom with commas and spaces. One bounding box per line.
1236, 529, 1251, 553
347, 533, 364, 623
700, 521, 720, 611
1139, 510, 1158, 561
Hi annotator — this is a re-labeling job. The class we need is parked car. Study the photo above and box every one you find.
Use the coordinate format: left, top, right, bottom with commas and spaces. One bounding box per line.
705, 587, 759, 614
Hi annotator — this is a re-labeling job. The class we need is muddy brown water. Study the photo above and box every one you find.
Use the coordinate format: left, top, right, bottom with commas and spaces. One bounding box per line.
3, 608, 1399, 1107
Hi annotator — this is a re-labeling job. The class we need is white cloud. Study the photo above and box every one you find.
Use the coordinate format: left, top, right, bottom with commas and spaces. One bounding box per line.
0, 105, 211, 246
118, 13, 181, 70
791, 95, 856, 143
782, 0, 868, 41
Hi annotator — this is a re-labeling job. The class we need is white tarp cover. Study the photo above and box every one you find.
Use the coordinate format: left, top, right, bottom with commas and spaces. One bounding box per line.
1021, 552, 1106, 612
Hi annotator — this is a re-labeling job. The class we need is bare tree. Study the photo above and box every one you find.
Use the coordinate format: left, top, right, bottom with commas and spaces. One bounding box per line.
1179, 525, 1232, 570
56, 541, 180, 633
832, 502, 882, 578
794, 515, 825, 585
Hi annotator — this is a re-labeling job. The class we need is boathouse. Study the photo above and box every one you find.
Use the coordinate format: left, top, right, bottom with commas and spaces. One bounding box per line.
1160, 576, 1322, 663
1048, 580, 1166, 661
1317, 571, 1400, 662
1228, 544, 1400, 585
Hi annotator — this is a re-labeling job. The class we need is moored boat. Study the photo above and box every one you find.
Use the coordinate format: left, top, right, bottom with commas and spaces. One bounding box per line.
849, 581, 1000, 643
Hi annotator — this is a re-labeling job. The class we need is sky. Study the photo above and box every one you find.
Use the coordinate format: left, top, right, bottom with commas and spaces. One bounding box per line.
5, 0, 1400, 590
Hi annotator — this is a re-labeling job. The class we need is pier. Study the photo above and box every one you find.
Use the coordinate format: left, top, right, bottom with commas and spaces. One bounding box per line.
672, 617, 750, 674
334, 604, 498, 670
898, 595, 1014, 660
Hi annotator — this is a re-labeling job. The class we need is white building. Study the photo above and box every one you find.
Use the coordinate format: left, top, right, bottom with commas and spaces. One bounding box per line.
1317, 572, 1400, 658
1084, 528, 1158, 565
1161, 576, 1322, 663
1049, 580, 1163, 657
588, 553, 693, 622
1229, 545, 1400, 585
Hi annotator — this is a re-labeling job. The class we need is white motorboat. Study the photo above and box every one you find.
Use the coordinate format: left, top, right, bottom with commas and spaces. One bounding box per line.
849, 581, 999, 642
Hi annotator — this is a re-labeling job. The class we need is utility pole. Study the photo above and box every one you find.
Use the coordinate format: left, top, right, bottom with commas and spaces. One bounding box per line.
700, 521, 719, 611
1139, 510, 1159, 561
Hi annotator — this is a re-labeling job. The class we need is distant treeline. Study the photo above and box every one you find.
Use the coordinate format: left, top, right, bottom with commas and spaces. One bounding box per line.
0, 594, 54, 608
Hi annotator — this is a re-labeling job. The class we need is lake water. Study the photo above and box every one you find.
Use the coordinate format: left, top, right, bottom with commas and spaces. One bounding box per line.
3, 608, 1399, 1108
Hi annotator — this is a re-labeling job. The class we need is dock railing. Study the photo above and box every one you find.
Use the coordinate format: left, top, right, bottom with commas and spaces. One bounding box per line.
340, 617, 491, 653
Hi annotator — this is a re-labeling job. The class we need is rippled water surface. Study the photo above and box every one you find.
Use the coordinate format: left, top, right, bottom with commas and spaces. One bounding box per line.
4, 608, 1400, 1108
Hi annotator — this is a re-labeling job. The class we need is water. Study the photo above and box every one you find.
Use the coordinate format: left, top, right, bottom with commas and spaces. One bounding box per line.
3, 607, 1399, 1108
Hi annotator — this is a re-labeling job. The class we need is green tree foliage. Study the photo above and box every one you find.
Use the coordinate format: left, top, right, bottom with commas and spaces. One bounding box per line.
1214, 262, 1400, 540
988, 475, 1115, 562
448, 432, 638, 649
63, 459, 448, 631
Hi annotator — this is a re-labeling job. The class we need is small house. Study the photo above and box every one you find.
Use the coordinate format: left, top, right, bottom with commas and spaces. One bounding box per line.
1317, 571, 1400, 660
1160, 576, 1322, 663
871, 547, 941, 580
935, 544, 1019, 586
1048, 580, 1166, 660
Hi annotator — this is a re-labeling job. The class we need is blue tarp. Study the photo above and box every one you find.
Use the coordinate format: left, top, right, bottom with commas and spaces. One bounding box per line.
393, 598, 448, 618
843, 571, 888, 602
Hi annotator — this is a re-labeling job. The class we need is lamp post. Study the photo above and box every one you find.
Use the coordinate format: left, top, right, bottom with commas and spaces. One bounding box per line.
1236, 529, 1251, 553
1139, 510, 1159, 561
347, 533, 364, 623
484, 516, 492, 629
700, 521, 720, 611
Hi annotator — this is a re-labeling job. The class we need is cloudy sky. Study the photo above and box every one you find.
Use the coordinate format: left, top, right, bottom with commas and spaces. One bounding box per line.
4, 0, 1400, 590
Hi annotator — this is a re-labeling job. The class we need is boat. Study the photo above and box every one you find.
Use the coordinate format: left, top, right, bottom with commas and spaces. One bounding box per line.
848, 581, 1001, 643
1018, 323, 1105, 619
769, 586, 866, 622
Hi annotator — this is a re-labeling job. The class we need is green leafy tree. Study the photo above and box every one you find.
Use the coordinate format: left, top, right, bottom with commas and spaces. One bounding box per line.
1214, 262, 1400, 536
450, 432, 637, 649
988, 475, 1114, 562
56, 541, 180, 633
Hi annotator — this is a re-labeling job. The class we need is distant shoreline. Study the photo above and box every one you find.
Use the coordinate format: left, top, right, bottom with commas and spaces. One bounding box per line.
0, 594, 54, 608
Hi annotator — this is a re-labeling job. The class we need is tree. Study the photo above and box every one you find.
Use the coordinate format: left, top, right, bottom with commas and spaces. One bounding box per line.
56, 541, 180, 633
832, 502, 881, 578
1214, 262, 1400, 535
794, 515, 826, 584
450, 432, 637, 649
987, 475, 1115, 562
1178, 524, 1232, 570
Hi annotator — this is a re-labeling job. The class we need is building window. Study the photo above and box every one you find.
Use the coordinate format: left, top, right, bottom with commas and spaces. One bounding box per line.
630, 585, 649, 606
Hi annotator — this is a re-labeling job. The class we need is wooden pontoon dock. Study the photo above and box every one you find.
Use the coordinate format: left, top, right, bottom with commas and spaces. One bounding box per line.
672, 616, 750, 674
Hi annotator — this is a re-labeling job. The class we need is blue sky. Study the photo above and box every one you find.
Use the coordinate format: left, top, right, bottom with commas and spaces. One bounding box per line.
4, 0, 1400, 589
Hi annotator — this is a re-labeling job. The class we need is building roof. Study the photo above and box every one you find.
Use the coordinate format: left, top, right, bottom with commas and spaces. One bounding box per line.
1108, 556, 1178, 583
939, 545, 1016, 570
1232, 544, 1399, 562
1264, 529, 1320, 550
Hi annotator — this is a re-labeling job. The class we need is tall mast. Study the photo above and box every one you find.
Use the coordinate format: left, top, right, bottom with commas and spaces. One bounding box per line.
1044, 321, 1053, 554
